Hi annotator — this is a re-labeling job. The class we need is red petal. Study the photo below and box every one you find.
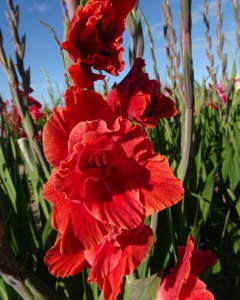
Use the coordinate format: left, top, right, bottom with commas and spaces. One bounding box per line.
110, 0, 137, 21
43, 169, 111, 250
85, 177, 144, 229
54, 151, 103, 201
179, 274, 215, 300
86, 239, 122, 280
43, 107, 69, 167
158, 236, 194, 299
190, 249, 216, 277
68, 59, 105, 88
106, 57, 177, 127
112, 119, 154, 165
93, 225, 153, 300
106, 58, 147, 111
43, 88, 113, 167
68, 119, 112, 154
44, 236, 89, 277
138, 155, 184, 216
158, 236, 215, 300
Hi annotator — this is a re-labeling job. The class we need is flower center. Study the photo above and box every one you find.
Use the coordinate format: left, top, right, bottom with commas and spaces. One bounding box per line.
88, 150, 108, 168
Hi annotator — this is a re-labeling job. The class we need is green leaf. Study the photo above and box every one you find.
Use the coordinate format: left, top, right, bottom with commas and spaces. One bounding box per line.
200, 164, 219, 222
22, 268, 59, 300
0, 277, 22, 300
221, 143, 232, 183
127, 272, 163, 300
83, 269, 98, 300
0, 146, 17, 212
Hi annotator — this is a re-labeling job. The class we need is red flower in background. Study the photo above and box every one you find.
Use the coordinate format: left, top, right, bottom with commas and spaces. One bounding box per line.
18, 89, 42, 109
61, 0, 137, 88
28, 104, 46, 121
16, 89, 46, 121
157, 236, 216, 300
21, 130, 43, 143
215, 80, 227, 105
106, 58, 178, 128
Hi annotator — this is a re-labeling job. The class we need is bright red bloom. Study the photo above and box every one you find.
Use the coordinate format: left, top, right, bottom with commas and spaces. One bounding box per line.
106, 58, 178, 128
61, 0, 137, 88
53, 117, 143, 229
44, 115, 183, 231
157, 236, 216, 300
85, 223, 154, 300
43, 87, 183, 233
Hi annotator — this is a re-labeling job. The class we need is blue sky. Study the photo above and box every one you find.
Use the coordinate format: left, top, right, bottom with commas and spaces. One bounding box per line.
0, 0, 238, 105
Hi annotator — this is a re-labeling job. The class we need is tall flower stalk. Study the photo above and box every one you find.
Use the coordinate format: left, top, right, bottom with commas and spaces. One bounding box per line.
126, 3, 144, 66
139, 6, 160, 83
203, 0, 216, 85
179, 0, 195, 184
162, 0, 183, 93
232, 0, 240, 49
0, 0, 50, 179
216, 0, 227, 82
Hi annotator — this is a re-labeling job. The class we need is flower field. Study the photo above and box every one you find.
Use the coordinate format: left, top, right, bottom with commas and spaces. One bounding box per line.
0, 0, 239, 299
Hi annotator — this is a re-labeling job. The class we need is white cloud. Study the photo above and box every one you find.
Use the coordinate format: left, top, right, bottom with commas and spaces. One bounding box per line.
191, 0, 232, 24
147, 22, 164, 39
30, 3, 49, 13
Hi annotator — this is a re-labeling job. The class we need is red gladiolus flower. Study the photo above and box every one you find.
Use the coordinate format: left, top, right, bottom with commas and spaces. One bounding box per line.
44, 114, 183, 232
43, 86, 183, 234
106, 58, 178, 128
85, 223, 154, 300
28, 104, 46, 121
18, 89, 42, 109
61, 0, 137, 88
215, 80, 227, 105
209, 102, 217, 111
157, 236, 216, 300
